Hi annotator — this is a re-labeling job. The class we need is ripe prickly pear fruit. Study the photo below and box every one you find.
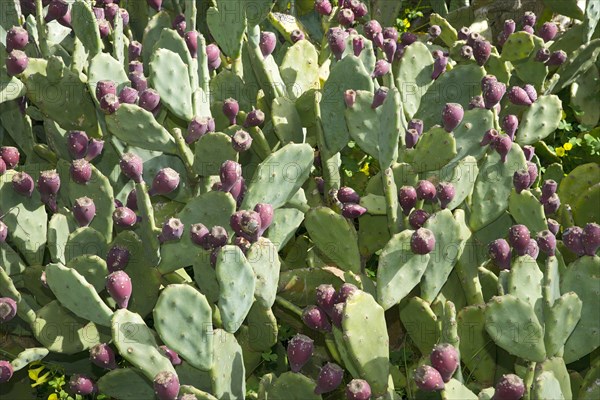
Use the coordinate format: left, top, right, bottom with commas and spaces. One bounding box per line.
480, 129, 498, 147
147, 0, 162, 11
405, 128, 420, 149
538, 22, 558, 42
503, 19, 516, 35
231, 211, 261, 242
513, 169, 531, 194
190, 223, 211, 250
107, 245, 130, 272
0, 158, 6, 175
330, 302, 344, 328
525, 239, 539, 259
372, 60, 390, 78
459, 45, 473, 59
172, 14, 186, 36
523, 84, 537, 103
222, 98, 239, 125
430, 343, 459, 382
183, 30, 198, 58
437, 182, 455, 209
98, 20, 111, 38
431, 52, 448, 79
338, 187, 360, 204
291, 29, 305, 42
401, 31, 417, 46
457, 26, 470, 40
582, 223, 600, 256
315, 284, 338, 316
67, 131, 89, 160
119, 86, 138, 105
90, 343, 118, 370
353, 36, 365, 57
126, 188, 138, 211
441, 103, 464, 132
522, 11, 536, 26
206, 225, 228, 249
535, 48, 551, 62
129, 61, 144, 74
547, 219, 560, 235
416, 180, 437, 202
315, 0, 333, 15
186, 116, 210, 144
508, 224, 531, 256
128, 41, 142, 60
129, 71, 148, 91
408, 119, 423, 135
254, 203, 273, 235
0, 360, 13, 383
227, 177, 246, 205
507, 86, 532, 106
6, 26, 29, 52
112, 207, 137, 229
119, 152, 143, 183
139, 89, 161, 113
494, 373, 525, 400
96, 80, 117, 100
302, 305, 332, 332
232, 130, 253, 152
411, 228, 436, 255
153, 371, 180, 400
159, 218, 184, 243
287, 333, 314, 372
541, 180, 558, 200
563, 226, 585, 256
409, 209, 430, 229
492, 135, 512, 163
542, 193, 560, 215
328, 28, 347, 60
259, 31, 277, 57
489, 239, 511, 270
346, 379, 371, 400
344, 89, 357, 108
338, 8, 355, 27
0, 297, 17, 323
0, 222, 7, 243
315, 362, 344, 394
73, 197, 96, 227
363, 20, 382, 40
399, 186, 417, 215
522, 25, 534, 34
159, 345, 182, 366
86, 138, 104, 161
469, 95, 485, 110
382, 26, 398, 41
244, 109, 265, 128
414, 365, 445, 392
337, 283, 358, 303
6, 50, 28, 76
482, 80, 506, 109
467, 32, 482, 47
69, 374, 96, 396
371, 87, 389, 109
428, 24, 441, 39
106, 270, 132, 309
206, 43, 221, 70
536, 230, 557, 256
342, 203, 367, 219
12, 172, 34, 197
473, 39, 491, 65
502, 115, 519, 140
522, 145, 535, 161
220, 160, 242, 192
547, 50, 567, 66
37, 170, 61, 196
149, 168, 180, 196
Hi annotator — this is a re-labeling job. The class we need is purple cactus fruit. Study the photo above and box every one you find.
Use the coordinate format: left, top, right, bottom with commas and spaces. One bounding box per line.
398, 186, 417, 215
172, 14, 186, 36
353, 36, 365, 57
0, 297, 17, 323
119, 152, 143, 183
290, 30, 305, 43
337, 283, 358, 303
416, 180, 437, 202
259, 31, 277, 57
254, 203, 273, 235
228, 176, 246, 205
441, 103, 464, 132
542, 189, 559, 214
234, 236, 251, 254
149, 168, 180, 196
159, 346, 182, 366
489, 238, 511, 269
414, 365, 445, 392
190, 223, 211, 250
508, 224, 531, 256
363, 20, 382, 40
350, 0, 367, 17
457, 26, 470, 41
407, 119, 424, 136
495, 374, 525, 400
85, 138, 104, 161
0, 158, 5, 175
220, 160, 242, 192
107, 245, 130, 272
437, 182, 455, 209
536, 230, 557, 256
538, 22, 558, 42
96, 80, 117, 101
582, 223, 600, 256
522, 11, 536, 27
315, 0, 333, 15
153, 371, 179, 400
466, 32, 482, 47
112, 207, 137, 229
120, 8, 130, 26
147, 0, 162, 11
159, 218, 184, 243
128, 41, 142, 60
315, 284, 338, 317
100, 93, 120, 114
523, 84, 537, 103
342, 204, 367, 219
6, 50, 28, 76
405, 128, 420, 149
0, 360, 13, 384
69, 374, 95, 396
206, 43, 222, 70
12, 172, 34, 197
508, 86, 533, 106
346, 379, 371, 400
526, 238, 539, 259
492, 135, 512, 163
459, 45, 473, 59
104, 3, 119, 23
106, 270, 132, 309
343, 89, 357, 108
411, 228, 436, 255
483, 81, 506, 109
182, 31, 199, 58
67, 130, 89, 159
6, 26, 29, 52
129, 71, 148, 92
400, 32, 417, 47
430, 343, 459, 382
503, 19, 516, 36
207, 226, 228, 248
302, 305, 332, 332
287, 333, 314, 373
327, 28, 347, 60
382, 26, 398, 42
513, 169, 531, 194
232, 130, 253, 152
527, 162, 538, 185
139, 89, 160, 113
90, 343, 118, 370
372, 32, 384, 48
409, 209, 430, 229
186, 116, 209, 144
480, 74, 498, 90
70, 159, 92, 184
46, 0, 69, 21
522, 25, 534, 34
473, 39, 491, 65
73, 197, 96, 227
535, 48, 551, 62
431, 53, 448, 79
222, 98, 239, 126
244, 109, 265, 128
119, 86, 139, 104
563, 226, 585, 256
547, 218, 560, 236
231, 211, 261, 242
428, 25, 441, 40
98, 20, 111, 38
115, 199, 124, 209
547, 50, 567, 66
37, 170, 61, 197
469, 95, 486, 110
338, 8, 355, 27
372, 60, 390, 78
337, 187, 360, 204
371, 87, 389, 109
522, 145, 535, 161
129, 61, 144, 74
502, 115, 519, 140
314, 363, 343, 395
330, 302, 345, 328
0, 222, 7, 243
540, 180, 558, 202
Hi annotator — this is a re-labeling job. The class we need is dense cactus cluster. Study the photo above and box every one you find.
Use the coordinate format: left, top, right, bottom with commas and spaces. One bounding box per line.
0, 0, 599, 399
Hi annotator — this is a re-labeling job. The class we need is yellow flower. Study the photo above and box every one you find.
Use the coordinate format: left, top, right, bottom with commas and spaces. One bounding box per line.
563, 142, 573, 151
359, 162, 370, 176
48, 394, 58, 400
403, 19, 411, 29
28, 365, 51, 388
555, 147, 565, 157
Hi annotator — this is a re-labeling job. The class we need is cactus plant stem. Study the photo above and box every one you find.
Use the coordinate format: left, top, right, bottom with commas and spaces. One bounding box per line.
35, 0, 51, 57
171, 0, 182, 16
0, 267, 36, 327
185, 0, 197, 32
274, 295, 303, 318
382, 168, 400, 235
492, 107, 501, 131
324, 333, 344, 366
248, 128, 272, 160
523, 361, 537, 400
171, 128, 198, 186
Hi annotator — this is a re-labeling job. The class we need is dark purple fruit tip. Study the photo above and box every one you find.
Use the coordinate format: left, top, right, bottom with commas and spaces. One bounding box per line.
508, 224, 531, 256
338, 8, 355, 27
100, 93, 120, 114
0, 146, 19, 169
582, 223, 600, 256
90, 343, 118, 370
139, 89, 161, 113
547, 219, 560, 236
6, 26, 29, 52
414, 365, 445, 392
96, 80, 117, 100
495, 374, 525, 400
149, 168, 180, 196
119, 152, 143, 183
107, 245, 130, 272
538, 22, 558, 42
67, 130, 89, 160
342, 203, 367, 219
254, 203, 273, 236
232, 130, 253, 152
315, 0, 333, 15
315, 362, 344, 394
411, 228, 436, 255
190, 223, 211, 250
522, 11, 536, 27
159, 345, 182, 366
437, 182, 455, 209
6, 49, 29, 76
547, 50, 567, 66
399, 186, 417, 215
502, 115, 519, 140
428, 25, 441, 39
259, 31, 277, 57
315, 284, 338, 316
409, 209, 430, 229
473, 39, 491, 65
526, 238, 539, 259
371, 87, 389, 109
416, 180, 437, 202
287, 333, 314, 373
432, 54, 448, 79
492, 135, 512, 163
119, 86, 139, 105
37, 170, 61, 196
68, 374, 96, 396
291, 29, 305, 43
106, 270, 132, 309
12, 172, 34, 197
219, 160, 242, 192
207, 225, 228, 249
513, 169, 531, 194
153, 371, 180, 400
430, 343, 459, 382
563, 226, 585, 256
507, 86, 532, 106
112, 207, 137, 229
159, 218, 184, 243
441, 103, 464, 132
483, 81, 506, 109
70, 159, 93, 184
337, 283, 358, 303
459, 45, 473, 59
337, 186, 361, 204
85, 138, 104, 161
353, 36, 365, 57
372, 59, 390, 78
0, 297, 17, 323
346, 379, 371, 400
405, 128, 420, 149
542, 193, 560, 215
73, 197, 96, 227
536, 230, 557, 256
302, 305, 332, 333
363, 20, 382, 40
222, 98, 239, 126
147, 0, 162, 11
128, 41, 142, 60
244, 109, 265, 128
